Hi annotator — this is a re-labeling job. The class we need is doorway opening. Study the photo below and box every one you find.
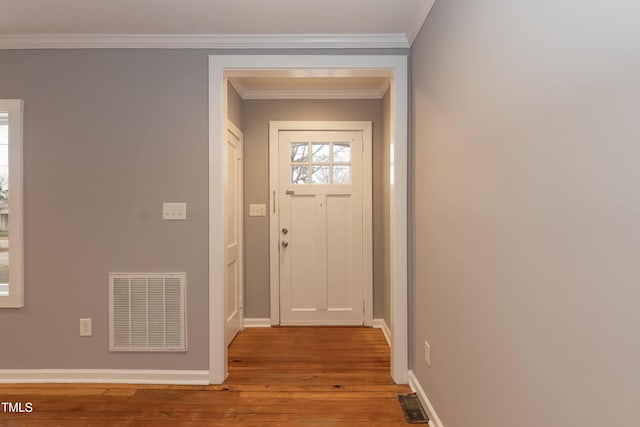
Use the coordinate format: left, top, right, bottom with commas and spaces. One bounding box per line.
209, 55, 408, 384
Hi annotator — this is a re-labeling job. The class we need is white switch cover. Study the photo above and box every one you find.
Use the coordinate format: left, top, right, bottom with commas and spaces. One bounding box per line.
80, 318, 92, 337
163, 202, 187, 220
249, 204, 267, 217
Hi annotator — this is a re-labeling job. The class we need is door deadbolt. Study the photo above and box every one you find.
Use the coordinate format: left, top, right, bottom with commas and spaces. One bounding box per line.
282, 228, 288, 235
281, 241, 289, 248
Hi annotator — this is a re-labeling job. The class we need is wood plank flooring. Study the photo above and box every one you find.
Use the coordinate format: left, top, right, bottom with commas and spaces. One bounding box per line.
0, 327, 411, 426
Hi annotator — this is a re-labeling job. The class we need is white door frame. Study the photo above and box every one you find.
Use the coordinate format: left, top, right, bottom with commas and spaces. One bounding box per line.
269, 121, 373, 327
209, 55, 408, 384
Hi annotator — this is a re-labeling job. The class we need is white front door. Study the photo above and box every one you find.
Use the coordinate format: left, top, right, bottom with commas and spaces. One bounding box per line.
278, 130, 365, 325
224, 125, 243, 346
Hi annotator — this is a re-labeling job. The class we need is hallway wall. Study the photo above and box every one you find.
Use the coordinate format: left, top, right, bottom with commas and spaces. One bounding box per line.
411, 1, 640, 426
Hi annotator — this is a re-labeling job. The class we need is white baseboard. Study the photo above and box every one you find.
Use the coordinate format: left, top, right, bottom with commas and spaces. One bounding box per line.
408, 370, 444, 427
0, 369, 210, 385
243, 318, 272, 328
372, 318, 391, 347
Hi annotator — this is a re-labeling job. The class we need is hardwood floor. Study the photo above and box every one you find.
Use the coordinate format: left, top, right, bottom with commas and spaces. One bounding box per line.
0, 327, 411, 426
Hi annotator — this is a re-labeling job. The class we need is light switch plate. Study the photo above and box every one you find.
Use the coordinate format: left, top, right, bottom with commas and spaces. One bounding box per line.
249, 204, 267, 217
80, 318, 92, 337
163, 202, 187, 220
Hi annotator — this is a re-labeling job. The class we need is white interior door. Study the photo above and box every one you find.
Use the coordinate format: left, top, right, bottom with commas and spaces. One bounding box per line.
224, 125, 243, 346
278, 130, 365, 325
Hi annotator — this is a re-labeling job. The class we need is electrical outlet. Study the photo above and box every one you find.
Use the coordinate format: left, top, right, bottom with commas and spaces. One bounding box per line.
249, 204, 267, 217
163, 202, 187, 220
424, 340, 431, 367
80, 318, 92, 337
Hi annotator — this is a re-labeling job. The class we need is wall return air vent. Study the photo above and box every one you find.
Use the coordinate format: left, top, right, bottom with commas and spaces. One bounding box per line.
108, 273, 187, 352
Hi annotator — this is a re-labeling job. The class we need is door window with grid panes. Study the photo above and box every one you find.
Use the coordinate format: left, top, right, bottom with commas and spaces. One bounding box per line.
290, 142, 352, 185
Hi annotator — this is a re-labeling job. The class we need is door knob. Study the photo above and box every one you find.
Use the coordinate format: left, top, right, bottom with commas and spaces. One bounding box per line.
282, 228, 288, 235
281, 241, 289, 248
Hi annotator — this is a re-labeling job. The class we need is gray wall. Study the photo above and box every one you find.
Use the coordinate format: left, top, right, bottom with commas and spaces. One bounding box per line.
411, 1, 640, 426
0, 50, 210, 369
241, 98, 386, 319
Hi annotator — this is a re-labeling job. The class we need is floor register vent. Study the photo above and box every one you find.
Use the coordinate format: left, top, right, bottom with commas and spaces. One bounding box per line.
109, 273, 186, 352
398, 393, 430, 424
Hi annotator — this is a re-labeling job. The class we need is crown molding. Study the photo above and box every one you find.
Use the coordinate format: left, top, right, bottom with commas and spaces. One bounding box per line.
406, 0, 437, 45
0, 33, 411, 50
240, 88, 385, 100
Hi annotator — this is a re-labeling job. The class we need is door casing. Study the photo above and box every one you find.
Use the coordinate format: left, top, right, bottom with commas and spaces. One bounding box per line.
209, 54, 408, 384
269, 121, 373, 326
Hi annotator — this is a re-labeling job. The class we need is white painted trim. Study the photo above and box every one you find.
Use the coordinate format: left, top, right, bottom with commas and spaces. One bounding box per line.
408, 370, 445, 427
243, 318, 272, 328
209, 57, 228, 384
227, 120, 243, 145
210, 55, 408, 385
0, 369, 210, 385
240, 88, 387, 100
0, 99, 24, 309
361, 122, 374, 328
0, 33, 410, 50
373, 319, 391, 347
268, 121, 373, 328
389, 57, 409, 384
406, 0, 438, 45
229, 69, 395, 79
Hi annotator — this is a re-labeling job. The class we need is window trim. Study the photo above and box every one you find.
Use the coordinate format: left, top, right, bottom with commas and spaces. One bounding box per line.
0, 99, 24, 308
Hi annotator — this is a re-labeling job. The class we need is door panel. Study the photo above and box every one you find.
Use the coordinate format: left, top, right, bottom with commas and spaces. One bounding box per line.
224, 127, 243, 346
278, 130, 364, 325
326, 194, 354, 310
287, 194, 318, 311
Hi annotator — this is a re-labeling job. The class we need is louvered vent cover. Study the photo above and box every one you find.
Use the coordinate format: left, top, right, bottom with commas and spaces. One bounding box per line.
109, 273, 186, 352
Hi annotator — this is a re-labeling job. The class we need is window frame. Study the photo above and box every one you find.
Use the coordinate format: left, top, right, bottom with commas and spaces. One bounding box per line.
0, 99, 24, 308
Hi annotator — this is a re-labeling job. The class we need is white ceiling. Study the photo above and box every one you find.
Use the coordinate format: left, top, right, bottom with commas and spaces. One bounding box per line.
0, 0, 436, 49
